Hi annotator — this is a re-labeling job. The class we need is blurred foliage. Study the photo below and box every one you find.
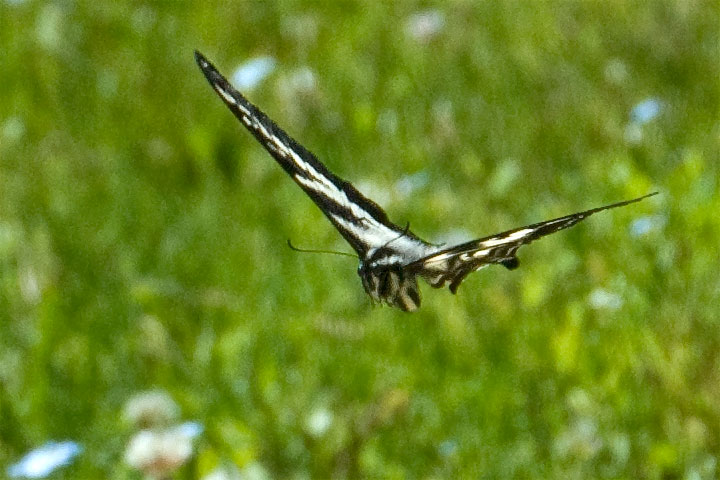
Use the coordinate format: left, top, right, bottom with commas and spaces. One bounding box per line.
1, 1, 719, 479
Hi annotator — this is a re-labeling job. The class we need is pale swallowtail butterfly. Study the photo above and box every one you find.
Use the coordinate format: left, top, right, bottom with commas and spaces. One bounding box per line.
195, 51, 657, 312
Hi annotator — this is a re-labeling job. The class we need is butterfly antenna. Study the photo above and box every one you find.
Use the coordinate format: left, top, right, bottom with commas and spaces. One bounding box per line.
380, 222, 412, 250
286, 239, 357, 259
384, 222, 444, 248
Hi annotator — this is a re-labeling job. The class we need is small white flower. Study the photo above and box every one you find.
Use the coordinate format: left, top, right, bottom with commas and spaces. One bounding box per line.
554, 417, 602, 460
123, 390, 180, 429
438, 439, 458, 458
630, 98, 662, 125
630, 216, 654, 236
231, 56, 277, 90
624, 97, 663, 145
7, 441, 82, 478
405, 9, 445, 42
175, 421, 204, 440
124, 429, 193, 478
18, 265, 42, 303
588, 288, 623, 310
305, 407, 333, 438
629, 214, 665, 237
36, 4, 63, 51
2, 116, 25, 142
604, 58, 628, 85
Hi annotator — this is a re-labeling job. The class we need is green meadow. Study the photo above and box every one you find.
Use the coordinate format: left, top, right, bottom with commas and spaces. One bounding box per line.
1, 2, 718, 478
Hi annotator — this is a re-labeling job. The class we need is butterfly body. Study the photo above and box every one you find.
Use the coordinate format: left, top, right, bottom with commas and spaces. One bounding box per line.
358, 241, 439, 311
195, 51, 656, 312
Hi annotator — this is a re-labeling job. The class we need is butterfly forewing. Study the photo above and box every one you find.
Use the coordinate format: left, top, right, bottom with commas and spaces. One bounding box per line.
194, 51, 431, 258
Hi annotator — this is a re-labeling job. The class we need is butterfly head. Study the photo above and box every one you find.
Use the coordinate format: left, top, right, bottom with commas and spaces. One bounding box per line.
358, 250, 421, 312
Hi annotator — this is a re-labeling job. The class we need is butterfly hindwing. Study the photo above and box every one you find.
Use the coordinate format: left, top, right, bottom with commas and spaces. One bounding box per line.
406, 193, 658, 293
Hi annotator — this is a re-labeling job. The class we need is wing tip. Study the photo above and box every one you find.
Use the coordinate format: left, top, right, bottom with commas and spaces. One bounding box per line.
597, 190, 660, 214
637, 191, 659, 202
194, 50, 225, 88
194, 50, 209, 68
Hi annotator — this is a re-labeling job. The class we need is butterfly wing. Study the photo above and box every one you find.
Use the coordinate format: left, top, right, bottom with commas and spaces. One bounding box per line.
195, 51, 428, 257
406, 193, 657, 293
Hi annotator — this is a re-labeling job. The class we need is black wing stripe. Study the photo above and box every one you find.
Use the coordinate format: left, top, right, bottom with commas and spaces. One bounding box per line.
195, 51, 414, 254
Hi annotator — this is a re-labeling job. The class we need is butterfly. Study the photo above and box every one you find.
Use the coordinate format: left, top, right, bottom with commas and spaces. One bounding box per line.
195, 51, 657, 312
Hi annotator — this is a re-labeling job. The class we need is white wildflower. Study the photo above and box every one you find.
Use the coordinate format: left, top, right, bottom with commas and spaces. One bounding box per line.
124, 429, 192, 479
231, 56, 276, 90
7, 441, 82, 478
123, 390, 179, 429
588, 288, 623, 310
305, 407, 333, 438
405, 9, 445, 42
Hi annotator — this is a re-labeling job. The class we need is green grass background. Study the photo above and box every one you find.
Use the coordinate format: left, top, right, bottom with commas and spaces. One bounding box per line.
1, 1, 719, 478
